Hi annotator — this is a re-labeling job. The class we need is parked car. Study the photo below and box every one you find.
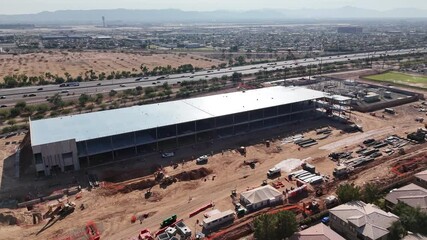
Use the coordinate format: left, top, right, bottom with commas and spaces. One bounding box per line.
196, 155, 208, 164
161, 152, 175, 158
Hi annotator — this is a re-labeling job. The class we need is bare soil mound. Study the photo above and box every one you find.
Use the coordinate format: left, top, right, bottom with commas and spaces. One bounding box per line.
174, 167, 213, 181
0, 212, 21, 225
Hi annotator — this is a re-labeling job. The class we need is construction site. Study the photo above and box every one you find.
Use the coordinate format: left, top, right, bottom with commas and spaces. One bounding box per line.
1, 70, 427, 240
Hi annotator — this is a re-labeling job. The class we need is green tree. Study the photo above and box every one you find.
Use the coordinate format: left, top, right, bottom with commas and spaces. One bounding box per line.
35, 104, 49, 114
254, 214, 276, 240
337, 183, 361, 203
387, 221, 407, 240
15, 101, 26, 109
10, 107, 21, 118
362, 183, 380, 204
109, 90, 117, 99
95, 93, 104, 105
275, 211, 298, 239
392, 202, 427, 235
144, 87, 155, 95
254, 211, 297, 240
78, 94, 90, 107
49, 93, 64, 110
231, 72, 243, 82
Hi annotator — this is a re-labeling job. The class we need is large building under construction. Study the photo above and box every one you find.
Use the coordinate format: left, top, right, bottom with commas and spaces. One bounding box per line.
29, 86, 328, 176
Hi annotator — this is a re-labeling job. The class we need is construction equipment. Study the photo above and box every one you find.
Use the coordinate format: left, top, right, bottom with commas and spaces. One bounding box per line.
261, 180, 268, 186
145, 189, 152, 199
159, 176, 177, 188
138, 229, 154, 240
58, 202, 76, 219
86, 221, 101, 240
160, 215, 177, 228
237, 146, 246, 156
333, 165, 351, 179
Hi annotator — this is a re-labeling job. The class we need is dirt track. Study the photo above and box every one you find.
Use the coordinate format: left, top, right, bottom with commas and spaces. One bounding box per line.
0, 51, 223, 81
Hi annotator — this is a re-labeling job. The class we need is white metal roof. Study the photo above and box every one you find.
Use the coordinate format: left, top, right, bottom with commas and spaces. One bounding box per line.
30, 86, 326, 146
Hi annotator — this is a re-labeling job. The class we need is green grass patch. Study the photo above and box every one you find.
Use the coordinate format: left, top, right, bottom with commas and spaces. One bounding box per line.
365, 71, 427, 87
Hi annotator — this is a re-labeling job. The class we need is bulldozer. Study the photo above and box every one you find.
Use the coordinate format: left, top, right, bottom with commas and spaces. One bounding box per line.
159, 176, 177, 188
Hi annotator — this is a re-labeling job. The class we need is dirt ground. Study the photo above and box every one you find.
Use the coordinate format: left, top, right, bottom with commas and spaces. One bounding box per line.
0, 71, 426, 239
0, 51, 223, 80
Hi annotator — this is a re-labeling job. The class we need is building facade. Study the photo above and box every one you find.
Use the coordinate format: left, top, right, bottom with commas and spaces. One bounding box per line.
29, 86, 327, 176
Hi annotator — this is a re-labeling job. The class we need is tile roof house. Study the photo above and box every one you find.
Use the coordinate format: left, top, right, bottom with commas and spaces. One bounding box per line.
385, 183, 427, 212
290, 223, 345, 240
414, 170, 427, 189
329, 201, 399, 240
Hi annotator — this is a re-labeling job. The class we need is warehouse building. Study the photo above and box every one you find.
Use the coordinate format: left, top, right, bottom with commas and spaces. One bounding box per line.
29, 86, 327, 176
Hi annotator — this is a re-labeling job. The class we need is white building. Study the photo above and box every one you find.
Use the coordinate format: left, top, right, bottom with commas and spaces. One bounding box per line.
240, 185, 283, 211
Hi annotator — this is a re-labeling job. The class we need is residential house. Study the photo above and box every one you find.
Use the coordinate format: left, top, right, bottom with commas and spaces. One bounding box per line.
329, 201, 399, 240
385, 183, 427, 212
414, 170, 427, 189
290, 223, 345, 240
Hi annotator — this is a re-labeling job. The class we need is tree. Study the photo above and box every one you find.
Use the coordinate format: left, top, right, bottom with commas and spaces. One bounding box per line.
49, 93, 64, 110
336, 183, 361, 203
362, 183, 380, 204
15, 101, 26, 109
95, 93, 103, 105
109, 90, 117, 99
231, 72, 243, 82
388, 221, 407, 240
254, 211, 297, 240
254, 214, 276, 240
275, 211, 298, 239
392, 202, 427, 235
78, 94, 90, 107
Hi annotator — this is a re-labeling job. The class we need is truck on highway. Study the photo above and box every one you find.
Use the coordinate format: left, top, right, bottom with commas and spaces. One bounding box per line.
60, 82, 80, 87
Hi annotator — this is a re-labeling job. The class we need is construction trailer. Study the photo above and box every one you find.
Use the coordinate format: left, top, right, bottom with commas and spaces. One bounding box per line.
202, 210, 235, 231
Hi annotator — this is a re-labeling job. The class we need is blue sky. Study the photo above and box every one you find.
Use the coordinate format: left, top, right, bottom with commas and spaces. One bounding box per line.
1, 0, 426, 14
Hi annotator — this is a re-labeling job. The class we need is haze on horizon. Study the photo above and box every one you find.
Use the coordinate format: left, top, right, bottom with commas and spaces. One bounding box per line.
1, 0, 427, 15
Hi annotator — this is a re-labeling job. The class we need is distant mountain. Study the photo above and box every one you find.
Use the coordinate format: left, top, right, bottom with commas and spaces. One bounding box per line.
0, 7, 426, 24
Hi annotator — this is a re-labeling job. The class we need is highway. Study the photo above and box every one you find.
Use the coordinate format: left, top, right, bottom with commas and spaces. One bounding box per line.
0, 48, 425, 107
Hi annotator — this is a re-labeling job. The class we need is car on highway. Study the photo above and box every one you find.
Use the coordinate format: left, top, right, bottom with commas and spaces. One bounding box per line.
97, 83, 101, 86
37, 88, 43, 91
61, 90, 69, 94
156, 76, 166, 80
135, 78, 142, 81
23, 94, 28, 97
28, 94, 36, 97
120, 84, 126, 87
190, 76, 194, 78
161, 152, 175, 158
143, 77, 149, 80
0, 96, 5, 99
0, 105, 7, 108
